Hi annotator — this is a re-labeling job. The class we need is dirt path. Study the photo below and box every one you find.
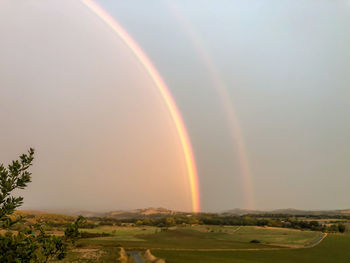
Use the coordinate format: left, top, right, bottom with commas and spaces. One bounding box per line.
306, 233, 327, 248
232, 226, 242, 233
127, 251, 145, 263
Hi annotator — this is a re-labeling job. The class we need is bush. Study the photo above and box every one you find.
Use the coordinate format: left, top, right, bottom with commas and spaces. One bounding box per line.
0, 149, 85, 262
80, 232, 112, 238
338, 223, 346, 233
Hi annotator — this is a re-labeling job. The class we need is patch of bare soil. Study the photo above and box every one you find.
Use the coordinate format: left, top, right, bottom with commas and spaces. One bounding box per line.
72, 248, 104, 260
143, 249, 166, 263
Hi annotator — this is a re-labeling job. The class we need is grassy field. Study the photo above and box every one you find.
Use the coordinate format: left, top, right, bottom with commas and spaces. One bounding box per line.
52, 247, 123, 263
227, 226, 320, 247
153, 233, 350, 263
50, 224, 349, 262
78, 225, 320, 250
82, 226, 158, 241
79, 226, 290, 250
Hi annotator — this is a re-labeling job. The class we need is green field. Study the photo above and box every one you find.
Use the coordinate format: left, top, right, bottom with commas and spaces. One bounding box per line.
68, 224, 350, 263
153, 233, 350, 263
227, 226, 320, 246
78, 225, 320, 250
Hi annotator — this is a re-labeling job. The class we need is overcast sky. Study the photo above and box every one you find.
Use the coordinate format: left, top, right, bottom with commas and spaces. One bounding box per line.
0, 0, 349, 212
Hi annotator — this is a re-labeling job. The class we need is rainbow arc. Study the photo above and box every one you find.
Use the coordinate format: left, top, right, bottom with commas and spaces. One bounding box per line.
80, 0, 200, 212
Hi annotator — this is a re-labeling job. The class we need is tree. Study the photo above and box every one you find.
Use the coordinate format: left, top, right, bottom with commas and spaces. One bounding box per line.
338, 223, 346, 233
0, 149, 83, 262
327, 224, 338, 233
164, 217, 176, 227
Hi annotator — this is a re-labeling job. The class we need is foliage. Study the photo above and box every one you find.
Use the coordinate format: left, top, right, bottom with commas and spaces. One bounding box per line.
338, 223, 346, 233
0, 149, 84, 262
90, 213, 348, 233
0, 148, 34, 224
64, 216, 85, 243
85, 214, 335, 232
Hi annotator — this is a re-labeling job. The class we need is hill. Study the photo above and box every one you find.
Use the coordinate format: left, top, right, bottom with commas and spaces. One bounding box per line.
224, 208, 350, 216
20, 207, 350, 219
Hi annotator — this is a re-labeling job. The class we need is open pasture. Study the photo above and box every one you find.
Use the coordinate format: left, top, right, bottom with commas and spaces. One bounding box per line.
228, 226, 320, 247
78, 225, 320, 250
153, 233, 350, 263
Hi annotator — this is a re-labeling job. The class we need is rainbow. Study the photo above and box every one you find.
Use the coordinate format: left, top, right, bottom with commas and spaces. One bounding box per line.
165, 1, 254, 209
80, 0, 200, 212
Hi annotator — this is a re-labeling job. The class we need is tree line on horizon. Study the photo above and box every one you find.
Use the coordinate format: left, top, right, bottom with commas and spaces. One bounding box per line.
86, 213, 347, 233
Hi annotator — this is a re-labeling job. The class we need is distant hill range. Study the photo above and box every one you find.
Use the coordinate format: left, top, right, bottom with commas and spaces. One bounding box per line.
45, 207, 181, 219
224, 208, 350, 216
21, 207, 350, 218
106, 207, 178, 219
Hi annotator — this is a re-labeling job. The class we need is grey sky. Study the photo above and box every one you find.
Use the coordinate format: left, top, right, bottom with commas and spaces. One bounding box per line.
1, 0, 349, 212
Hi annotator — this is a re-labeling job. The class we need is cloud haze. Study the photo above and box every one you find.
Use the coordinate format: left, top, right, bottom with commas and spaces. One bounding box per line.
1, 0, 349, 211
